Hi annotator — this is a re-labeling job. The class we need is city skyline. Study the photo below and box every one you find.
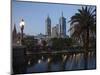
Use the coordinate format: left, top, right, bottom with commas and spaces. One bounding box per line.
12, 1, 83, 36
12, 1, 96, 74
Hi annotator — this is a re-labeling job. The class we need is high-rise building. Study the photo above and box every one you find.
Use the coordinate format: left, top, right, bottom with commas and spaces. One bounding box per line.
51, 24, 60, 38
59, 12, 66, 38
45, 15, 51, 37
52, 26, 58, 38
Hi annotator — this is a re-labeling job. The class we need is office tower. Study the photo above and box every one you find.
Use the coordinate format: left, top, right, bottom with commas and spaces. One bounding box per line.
59, 12, 66, 38
45, 15, 51, 37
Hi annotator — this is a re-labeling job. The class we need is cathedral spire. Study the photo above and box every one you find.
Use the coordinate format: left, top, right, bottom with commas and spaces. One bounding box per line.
13, 23, 17, 33
13, 23, 17, 43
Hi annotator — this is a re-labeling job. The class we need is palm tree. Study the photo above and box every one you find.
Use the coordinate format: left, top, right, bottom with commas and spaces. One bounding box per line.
69, 6, 96, 69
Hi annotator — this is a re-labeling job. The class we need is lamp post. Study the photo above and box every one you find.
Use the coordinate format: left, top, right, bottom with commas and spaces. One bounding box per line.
20, 19, 25, 45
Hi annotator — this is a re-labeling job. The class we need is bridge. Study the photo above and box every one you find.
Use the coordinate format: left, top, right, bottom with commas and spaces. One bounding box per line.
26, 48, 95, 55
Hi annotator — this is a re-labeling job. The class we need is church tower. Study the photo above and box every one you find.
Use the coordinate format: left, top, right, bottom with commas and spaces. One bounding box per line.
12, 24, 17, 44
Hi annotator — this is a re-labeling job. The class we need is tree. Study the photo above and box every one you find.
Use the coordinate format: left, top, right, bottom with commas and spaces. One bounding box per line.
41, 40, 47, 51
23, 36, 35, 51
51, 38, 74, 50
69, 6, 96, 69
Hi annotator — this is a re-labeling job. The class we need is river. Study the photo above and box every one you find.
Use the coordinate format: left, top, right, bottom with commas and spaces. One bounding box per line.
26, 51, 96, 73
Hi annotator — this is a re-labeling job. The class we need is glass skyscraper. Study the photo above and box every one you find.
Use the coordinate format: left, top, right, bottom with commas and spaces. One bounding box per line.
45, 15, 51, 37
59, 12, 66, 38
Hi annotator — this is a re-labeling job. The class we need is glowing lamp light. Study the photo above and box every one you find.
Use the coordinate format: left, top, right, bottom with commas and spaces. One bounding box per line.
20, 19, 25, 28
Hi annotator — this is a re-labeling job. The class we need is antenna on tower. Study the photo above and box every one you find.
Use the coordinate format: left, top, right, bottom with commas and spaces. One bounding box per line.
62, 11, 63, 17
47, 13, 49, 18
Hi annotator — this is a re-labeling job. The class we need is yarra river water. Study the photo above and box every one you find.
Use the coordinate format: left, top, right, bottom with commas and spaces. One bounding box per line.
26, 51, 96, 73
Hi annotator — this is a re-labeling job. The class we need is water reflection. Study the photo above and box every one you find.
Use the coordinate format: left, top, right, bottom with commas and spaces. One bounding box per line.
42, 56, 44, 60
62, 55, 67, 62
28, 60, 31, 65
47, 58, 51, 63
38, 59, 41, 64
27, 52, 96, 73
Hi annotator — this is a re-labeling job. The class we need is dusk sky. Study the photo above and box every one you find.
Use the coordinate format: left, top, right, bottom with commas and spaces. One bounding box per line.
12, 0, 83, 36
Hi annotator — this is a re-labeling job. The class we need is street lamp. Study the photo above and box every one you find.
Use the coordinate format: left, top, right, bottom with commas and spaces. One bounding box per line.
20, 19, 25, 45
